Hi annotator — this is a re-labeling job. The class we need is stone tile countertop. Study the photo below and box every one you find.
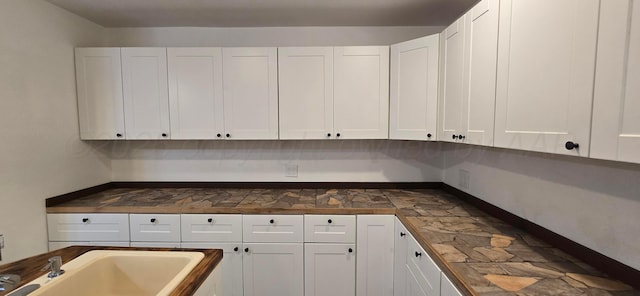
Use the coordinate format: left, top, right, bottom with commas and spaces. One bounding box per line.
47, 188, 639, 296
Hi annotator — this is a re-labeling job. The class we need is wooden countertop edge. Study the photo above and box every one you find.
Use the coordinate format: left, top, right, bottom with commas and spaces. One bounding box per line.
396, 213, 478, 296
0, 246, 222, 296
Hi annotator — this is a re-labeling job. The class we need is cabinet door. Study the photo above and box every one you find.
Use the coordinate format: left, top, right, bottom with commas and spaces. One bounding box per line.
334, 46, 389, 139
121, 48, 171, 139
390, 35, 440, 141
406, 238, 441, 296
494, 0, 600, 155
278, 47, 334, 140
462, 0, 500, 146
305, 244, 356, 296
394, 218, 410, 296
167, 48, 224, 139
75, 48, 125, 140
223, 48, 279, 140
591, 0, 640, 163
242, 243, 304, 296
439, 17, 466, 143
356, 215, 394, 296
441, 273, 463, 296
182, 243, 244, 296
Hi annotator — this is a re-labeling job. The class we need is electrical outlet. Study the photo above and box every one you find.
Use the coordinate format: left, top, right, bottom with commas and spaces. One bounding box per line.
285, 164, 298, 177
459, 169, 470, 190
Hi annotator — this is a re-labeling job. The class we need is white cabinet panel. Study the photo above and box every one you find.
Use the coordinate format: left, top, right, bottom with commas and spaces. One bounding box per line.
130, 242, 182, 248
243, 215, 303, 243
394, 218, 410, 296
181, 214, 243, 242
441, 273, 463, 296
223, 47, 279, 140
591, 0, 640, 164
278, 47, 334, 139
129, 214, 181, 242
356, 215, 394, 296
494, 0, 600, 155
48, 241, 130, 251
439, 17, 466, 143
242, 243, 304, 296
121, 48, 170, 140
47, 214, 129, 242
462, 0, 500, 146
334, 46, 389, 139
167, 48, 224, 139
305, 244, 356, 296
304, 215, 356, 243
390, 36, 439, 141
407, 237, 441, 296
182, 243, 244, 296
75, 48, 125, 140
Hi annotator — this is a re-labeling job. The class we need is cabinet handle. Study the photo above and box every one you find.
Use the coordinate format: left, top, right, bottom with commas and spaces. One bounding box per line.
216, 133, 221, 138
328, 219, 333, 224
269, 219, 275, 224
162, 133, 168, 137
327, 133, 331, 137
565, 141, 579, 150
234, 247, 239, 252
244, 248, 249, 253
150, 218, 156, 223
82, 218, 89, 223
427, 133, 432, 139
116, 133, 123, 138
207, 218, 213, 223
400, 232, 406, 237
226, 133, 230, 138
459, 135, 465, 140
415, 251, 422, 257
452, 135, 458, 140
348, 248, 353, 253
336, 133, 341, 138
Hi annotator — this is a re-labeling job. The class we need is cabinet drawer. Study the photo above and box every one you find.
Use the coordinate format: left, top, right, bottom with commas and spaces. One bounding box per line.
48, 241, 130, 251
130, 214, 180, 242
407, 237, 441, 295
130, 242, 182, 248
181, 214, 242, 242
304, 215, 356, 243
47, 214, 129, 242
243, 215, 303, 243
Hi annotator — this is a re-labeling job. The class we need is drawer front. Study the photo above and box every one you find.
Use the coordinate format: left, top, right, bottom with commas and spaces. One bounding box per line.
407, 237, 441, 295
181, 214, 243, 242
47, 213, 129, 242
243, 215, 303, 243
304, 215, 356, 243
130, 242, 182, 248
130, 214, 181, 242
48, 241, 130, 251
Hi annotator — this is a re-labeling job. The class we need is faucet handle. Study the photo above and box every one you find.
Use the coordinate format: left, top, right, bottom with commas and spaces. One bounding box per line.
41, 256, 64, 278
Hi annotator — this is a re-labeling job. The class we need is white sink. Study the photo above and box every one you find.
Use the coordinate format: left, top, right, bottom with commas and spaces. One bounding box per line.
13, 250, 204, 296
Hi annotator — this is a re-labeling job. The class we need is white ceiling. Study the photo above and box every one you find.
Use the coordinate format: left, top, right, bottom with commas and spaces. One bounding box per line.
45, 0, 478, 27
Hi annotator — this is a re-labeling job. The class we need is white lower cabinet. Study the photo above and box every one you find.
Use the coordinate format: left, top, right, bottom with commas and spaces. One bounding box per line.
441, 273, 463, 296
130, 214, 181, 243
48, 241, 130, 251
182, 243, 244, 296
305, 244, 356, 296
394, 218, 409, 296
356, 215, 395, 296
407, 236, 441, 296
242, 243, 304, 296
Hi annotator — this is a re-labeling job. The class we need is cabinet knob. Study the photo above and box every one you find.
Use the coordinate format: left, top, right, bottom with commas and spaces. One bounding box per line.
348, 248, 353, 253
269, 219, 275, 224
336, 133, 341, 138
565, 141, 579, 150
216, 133, 221, 138
327, 133, 331, 137
162, 133, 168, 137
459, 134, 465, 140
207, 218, 213, 223
226, 133, 230, 138
415, 251, 422, 257
150, 218, 156, 223
452, 135, 458, 140
427, 133, 432, 139
82, 218, 89, 223
244, 248, 249, 253
400, 232, 406, 237
116, 133, 123, 138
234, 247, 239, 252
328, 219, 333, 224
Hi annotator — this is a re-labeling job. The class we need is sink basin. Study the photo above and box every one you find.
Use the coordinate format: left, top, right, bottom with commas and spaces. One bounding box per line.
14, 250, 204, 296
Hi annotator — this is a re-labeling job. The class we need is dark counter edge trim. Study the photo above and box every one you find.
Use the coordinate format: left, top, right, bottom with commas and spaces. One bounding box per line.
442, 184, 640, 290
45, 181, 443, 207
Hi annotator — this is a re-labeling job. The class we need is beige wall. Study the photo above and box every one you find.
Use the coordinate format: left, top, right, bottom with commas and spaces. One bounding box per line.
442, 144, 640, 270
0, 0, 111, 263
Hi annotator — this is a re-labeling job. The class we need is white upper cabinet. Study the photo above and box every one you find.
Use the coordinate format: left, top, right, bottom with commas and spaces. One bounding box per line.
223, 48, 279, 140
167, 48, 224, 140
121, 48, 171, 140
494, 0, 600, 156
279, 47, 334, 140
461, 0, 500, 146
591, 0, 640, 164
334, 46, 390, 139
439, 17, 466, 143
390, 35, 440, 141
75, 48, 125, 140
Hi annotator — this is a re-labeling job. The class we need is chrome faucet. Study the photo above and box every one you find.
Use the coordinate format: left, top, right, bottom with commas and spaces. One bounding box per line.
41, 256, 65, 278
0, 274, 21, 292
